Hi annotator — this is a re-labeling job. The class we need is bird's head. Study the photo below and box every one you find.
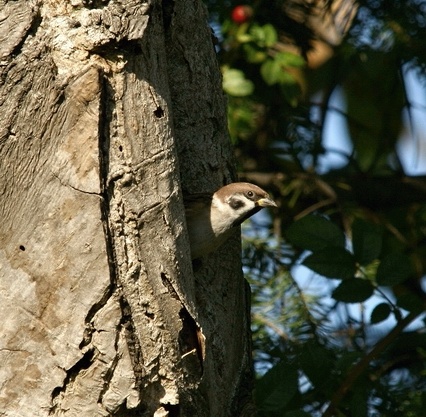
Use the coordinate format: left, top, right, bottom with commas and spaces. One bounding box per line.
213, 182, 277, 228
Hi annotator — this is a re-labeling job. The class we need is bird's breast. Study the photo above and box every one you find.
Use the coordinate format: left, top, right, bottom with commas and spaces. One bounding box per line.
186, 210, 234, 259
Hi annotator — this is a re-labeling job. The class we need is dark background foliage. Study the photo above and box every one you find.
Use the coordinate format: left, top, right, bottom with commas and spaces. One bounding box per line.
204, 0, 426, 415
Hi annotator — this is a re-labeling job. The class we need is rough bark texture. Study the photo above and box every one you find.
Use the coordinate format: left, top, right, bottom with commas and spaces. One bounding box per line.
0, 0, 253, 416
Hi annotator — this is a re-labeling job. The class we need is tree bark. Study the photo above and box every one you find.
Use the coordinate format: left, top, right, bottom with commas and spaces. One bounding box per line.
0, 1, 253, 416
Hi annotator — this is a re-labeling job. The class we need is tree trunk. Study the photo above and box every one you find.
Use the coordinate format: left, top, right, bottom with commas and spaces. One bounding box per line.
0, 1, 253, 416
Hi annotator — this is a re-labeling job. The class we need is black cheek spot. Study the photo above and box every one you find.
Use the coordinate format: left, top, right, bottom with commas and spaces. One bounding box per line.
229, 197, 245, 210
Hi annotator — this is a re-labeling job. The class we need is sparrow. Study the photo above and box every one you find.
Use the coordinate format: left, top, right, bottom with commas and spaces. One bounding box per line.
184, 182, 277, 259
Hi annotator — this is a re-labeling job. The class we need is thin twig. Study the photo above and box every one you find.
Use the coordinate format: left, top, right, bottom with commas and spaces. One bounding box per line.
294, 197, 336, 220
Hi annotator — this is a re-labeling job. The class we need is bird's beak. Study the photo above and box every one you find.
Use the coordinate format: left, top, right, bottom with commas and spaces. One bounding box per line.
256, 197, 277, 208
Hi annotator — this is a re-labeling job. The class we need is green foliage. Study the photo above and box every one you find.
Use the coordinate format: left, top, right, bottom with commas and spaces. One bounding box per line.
255, 360, 299, 414
298, 342, 336, 389
226, 97, 258, 142
222, 67, 254, 96
249, 23, 278, 48
332, 278, 374, 303
260, 52, 302, 88
376, 253, 414, 286
206, 0, 426, 415
370, 302, 392, 324
303, 247, 356, 280
286, 215, 346, 251
352, 218, 382, 266
222, 21, 304, 95
396, 292, 425, 315
219, 16, 305, 142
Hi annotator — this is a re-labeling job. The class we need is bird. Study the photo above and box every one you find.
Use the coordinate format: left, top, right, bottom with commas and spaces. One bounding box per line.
184, 182, 277, 259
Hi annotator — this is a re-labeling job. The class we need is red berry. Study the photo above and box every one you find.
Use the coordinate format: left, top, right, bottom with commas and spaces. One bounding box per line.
231, 5, 253, 24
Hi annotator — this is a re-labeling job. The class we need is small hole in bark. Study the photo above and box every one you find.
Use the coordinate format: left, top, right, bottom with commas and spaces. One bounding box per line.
154, 107, 164, 118
118, 145, 123, 152
19, 245, 25, 251
162, 404, 180, 417
145, 311, 155, 319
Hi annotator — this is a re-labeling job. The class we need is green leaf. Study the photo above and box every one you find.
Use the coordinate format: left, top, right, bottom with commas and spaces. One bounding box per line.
243, 43, 267, 63
376, 253, 413, 286
332, 278, 374, 303
235, 22, 251, 43
370, 302, 392, 324
389, 331, 426, 353
361, 259, 379, 281
303, 247, 356, 280
262, 23, 278, 47
278, 70, 297, 85
299, 342, 335, 387
250, 24, 277, 47
227, 98, 257, 142
396, 293, 424, 314
255, 361, 298, 412
260, 58, 299, 87
352, 218, 382, 265
275, 51, 305, 68
222, 68, 254, 97
286, 215, 346, 251
236, 33, 252, 43
250, 25, 266, 44
260, 59, 282, 86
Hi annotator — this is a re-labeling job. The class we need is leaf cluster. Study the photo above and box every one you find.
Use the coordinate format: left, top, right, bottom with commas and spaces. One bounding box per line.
245, 213, 426, 417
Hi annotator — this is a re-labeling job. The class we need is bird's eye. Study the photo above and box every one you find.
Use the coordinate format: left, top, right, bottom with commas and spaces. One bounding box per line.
246, 190, 254, 198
